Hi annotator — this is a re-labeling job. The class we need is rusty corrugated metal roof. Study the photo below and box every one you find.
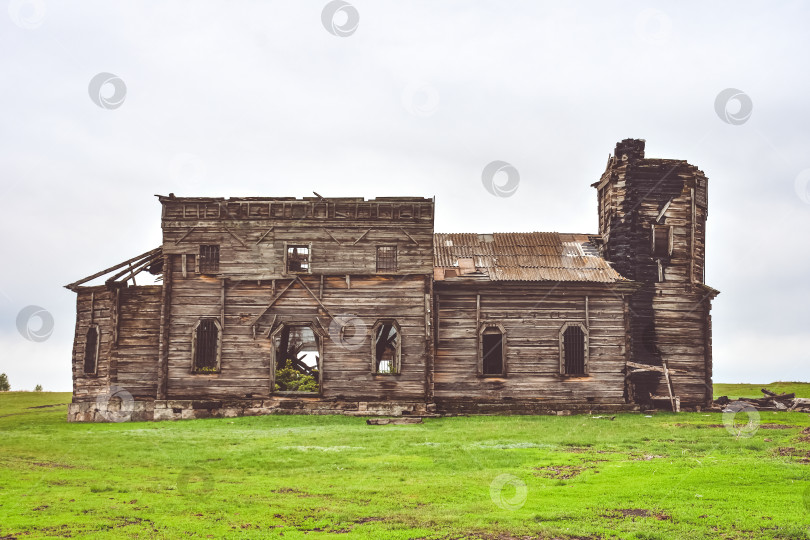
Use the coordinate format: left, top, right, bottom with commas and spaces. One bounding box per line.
434, 232, 628, 282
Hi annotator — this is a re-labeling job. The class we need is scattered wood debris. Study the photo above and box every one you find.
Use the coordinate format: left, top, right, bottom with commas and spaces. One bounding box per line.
366, 417, 423, 425
713, 388, 809, 412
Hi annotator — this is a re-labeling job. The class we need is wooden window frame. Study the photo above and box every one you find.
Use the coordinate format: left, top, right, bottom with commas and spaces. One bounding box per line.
559, 322, 589, 376
191, 318, 222, 374
371, 319, 401, 375
269, 321, 323, 395
478, 323, 507, 377
83, 324, 100, 376
199, 244, 220, 274
650, 224, 673, 258
375, 245, 397, 273
283, 242, 312, 275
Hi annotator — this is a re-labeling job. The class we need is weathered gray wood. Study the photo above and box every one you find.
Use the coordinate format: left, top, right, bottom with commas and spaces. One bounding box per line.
367, 417, 423, 425
65, 247, 161, 290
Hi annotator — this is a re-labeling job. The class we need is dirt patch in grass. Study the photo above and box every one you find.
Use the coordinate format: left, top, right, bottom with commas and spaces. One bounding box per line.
271, 487, 317, 497
796, 427, 810, 443
329, 517, 385, 533
759, 424, 795, 430
533, 465, 587, 479
561, 446, 593, 453
773, 447, 810, 462
629, 454, 665, 461
603, 508, 671, 521
32, 461, 75, 469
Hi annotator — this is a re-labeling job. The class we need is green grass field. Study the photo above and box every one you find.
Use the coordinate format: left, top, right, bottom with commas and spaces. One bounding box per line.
1, 389, 809, 539
714, 382, 810, 400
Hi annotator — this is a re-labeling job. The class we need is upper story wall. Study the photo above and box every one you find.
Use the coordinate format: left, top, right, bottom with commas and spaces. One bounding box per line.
158, 196, 435, 279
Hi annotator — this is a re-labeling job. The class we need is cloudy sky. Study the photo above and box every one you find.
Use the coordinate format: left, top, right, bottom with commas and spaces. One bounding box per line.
2, 1, 808, 391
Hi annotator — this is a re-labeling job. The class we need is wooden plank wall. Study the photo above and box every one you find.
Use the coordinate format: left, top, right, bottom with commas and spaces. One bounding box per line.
159, 197, 434, 402
72, 285, 162, 402
160, 197, 434, 279
112, 286, 162, 398
433, 283, 631, 407
652, 288, 712, 404
595, 140, 715, 407
165, 259, 430, 401
71, 286, 113, 402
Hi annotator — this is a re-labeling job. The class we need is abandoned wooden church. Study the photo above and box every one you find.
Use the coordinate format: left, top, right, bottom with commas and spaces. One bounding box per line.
66, 139, 718, 422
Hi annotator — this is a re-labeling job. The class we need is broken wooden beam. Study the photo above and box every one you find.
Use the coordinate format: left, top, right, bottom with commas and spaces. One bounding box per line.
366, 417, 423, 425
64, 247, 161, 290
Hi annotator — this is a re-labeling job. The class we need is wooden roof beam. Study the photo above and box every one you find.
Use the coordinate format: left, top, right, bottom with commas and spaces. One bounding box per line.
64, 247, 161, 290
104, 251, 163, 285
107, 252, 163, 286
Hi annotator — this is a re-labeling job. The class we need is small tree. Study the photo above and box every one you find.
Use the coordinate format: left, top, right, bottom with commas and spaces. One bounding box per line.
274, 359, 319, 392
34, 384, 43, 392
0, 373, 9, 392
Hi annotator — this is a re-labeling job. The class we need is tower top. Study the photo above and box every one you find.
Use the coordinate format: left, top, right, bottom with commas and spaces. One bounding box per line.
614, 138, 645, 162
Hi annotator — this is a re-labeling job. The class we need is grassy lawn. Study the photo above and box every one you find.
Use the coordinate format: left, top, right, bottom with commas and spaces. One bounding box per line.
714, 382, 810, 400
1, 391, 809, 539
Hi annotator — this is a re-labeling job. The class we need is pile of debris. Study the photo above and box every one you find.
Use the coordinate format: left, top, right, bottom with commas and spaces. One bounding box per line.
714, 388, 810, 412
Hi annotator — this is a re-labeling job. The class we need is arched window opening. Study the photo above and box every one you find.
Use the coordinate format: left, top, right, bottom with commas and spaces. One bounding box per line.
651, 224, 672, 258
192, 318, 221, 373
373, 321, 400, 374
561, 324, 588, 376
83, 326, 100, 375
274, 324, 320, 393
481, 326, 505, 376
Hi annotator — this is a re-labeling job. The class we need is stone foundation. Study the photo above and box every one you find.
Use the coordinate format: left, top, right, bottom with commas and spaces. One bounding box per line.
68, 397, 704, 423
434, 400, 642, 416
68, 398, 433, 422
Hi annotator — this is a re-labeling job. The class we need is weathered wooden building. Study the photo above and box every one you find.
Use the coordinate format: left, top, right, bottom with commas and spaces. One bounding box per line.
66, 139, 718, 421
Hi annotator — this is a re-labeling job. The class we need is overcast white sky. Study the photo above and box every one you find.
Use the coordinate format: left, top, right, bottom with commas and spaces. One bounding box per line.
1, 1, 808, 391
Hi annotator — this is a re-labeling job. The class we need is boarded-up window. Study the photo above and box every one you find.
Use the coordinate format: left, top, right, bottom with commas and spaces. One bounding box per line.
192, 318, 221, 373
286, 245, 310, 273
83, 326, 99, 375
651, 225, 671, 258
376, 246, 397, 272
562, 325, 586, 375
482, 327, 504, 376
373, 321, 400, 374
199, 245, 219, 274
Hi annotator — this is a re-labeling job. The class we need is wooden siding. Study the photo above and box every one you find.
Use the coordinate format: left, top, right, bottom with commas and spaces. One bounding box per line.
159, 196, 434, 403
112, 286, 161, 399
165, 253, 430, 401
159, 197, 434, 279
595, 140, 716, 407
71, 285, 161, 402
72, 287, 114, 402
433, 283, 634, 407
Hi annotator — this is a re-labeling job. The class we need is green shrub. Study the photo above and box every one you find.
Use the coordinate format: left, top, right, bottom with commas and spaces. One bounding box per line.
274, 359, 319, 392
